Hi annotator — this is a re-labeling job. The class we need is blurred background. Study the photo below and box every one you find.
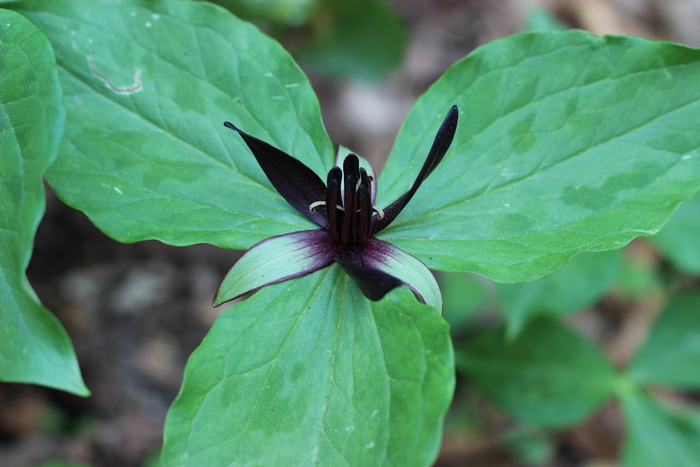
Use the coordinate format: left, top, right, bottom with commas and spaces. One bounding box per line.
3, 0, 700, 465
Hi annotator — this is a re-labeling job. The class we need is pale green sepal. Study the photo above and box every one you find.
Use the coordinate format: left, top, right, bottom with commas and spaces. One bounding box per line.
214, 229, 335, 306
362, 238, 443, 312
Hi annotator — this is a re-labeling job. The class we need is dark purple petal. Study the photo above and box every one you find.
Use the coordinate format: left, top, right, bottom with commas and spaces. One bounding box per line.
224, 122, 329, 229
214, 229, 337, 306
335, 255, 403, 302
371, 105, 459, 235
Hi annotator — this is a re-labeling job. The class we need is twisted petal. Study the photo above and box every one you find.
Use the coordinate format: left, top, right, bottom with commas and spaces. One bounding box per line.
214, 229, 337, 306
224, 122, 329, 229
358, 238, 443, 311
371, 105, 458, 235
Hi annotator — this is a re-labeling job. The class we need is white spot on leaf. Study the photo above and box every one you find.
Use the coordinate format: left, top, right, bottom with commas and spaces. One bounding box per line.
145, 21, 152, 27
500, 168, 515, 179
152, 13, 160, 20
264, 72, 273, 77
87, 56, 143, 95
284, 83, 300, 88
114, 187, 123, 195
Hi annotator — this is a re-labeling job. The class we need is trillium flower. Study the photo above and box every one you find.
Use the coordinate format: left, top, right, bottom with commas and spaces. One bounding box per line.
214, 106, 459, 311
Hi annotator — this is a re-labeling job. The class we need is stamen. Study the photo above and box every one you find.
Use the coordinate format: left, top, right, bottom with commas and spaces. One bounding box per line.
373, 206, 385, 219
309, 201, 326, 213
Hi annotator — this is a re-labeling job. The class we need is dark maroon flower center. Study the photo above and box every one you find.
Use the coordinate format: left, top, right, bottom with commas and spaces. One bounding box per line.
311, 154, 381, 247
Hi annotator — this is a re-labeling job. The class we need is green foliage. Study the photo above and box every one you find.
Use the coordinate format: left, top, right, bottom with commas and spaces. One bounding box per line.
0, 9, 86, 395
438, 272, 488, 335
456, 319, 617, 427
651, 192, 700, 274
525, 6, 566, 32
628, 292, 700, 389
3, 0, 700, 465
162, 266, 453, 466
621, 391, 700, 467
210, 0, 320, 26
298, 0, 408, 81
18, 0, 333, 250
378, 32, 700, 283
497, 250, 622, 336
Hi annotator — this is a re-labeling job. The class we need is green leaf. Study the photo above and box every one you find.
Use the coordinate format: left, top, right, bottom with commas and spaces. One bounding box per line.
16, 0, 333, 250
162, 266, 454, 466
651, 192, 700, 274
210, 0, 320, 26
377, 31, 700, 283
627, 292, 700, 389
438, 272, 488, 335
456, 318, 617, 427
0, 10, 87, 395
621, 391, 700, 467
298, 0, 408, 81
497, 250, 622, 337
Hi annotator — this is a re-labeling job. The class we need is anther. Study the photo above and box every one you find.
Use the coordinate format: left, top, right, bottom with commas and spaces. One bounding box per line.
373, 206, 385, 219
309, 201, 326, 213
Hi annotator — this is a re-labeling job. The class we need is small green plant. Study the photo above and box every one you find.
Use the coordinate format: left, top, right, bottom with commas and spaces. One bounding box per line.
2, 1, 700, 465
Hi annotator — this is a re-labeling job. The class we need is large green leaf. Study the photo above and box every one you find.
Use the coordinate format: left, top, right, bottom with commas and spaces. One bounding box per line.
627, 292, 700, 389
377, 31, 700, 283
0, 10, 87, 394
651, 192, 700, 274
621, 391, 700, 467
16, 0, 333, 250
162, 266, 453, 466
456, 318, 617, 427
497, 249, 622, 336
